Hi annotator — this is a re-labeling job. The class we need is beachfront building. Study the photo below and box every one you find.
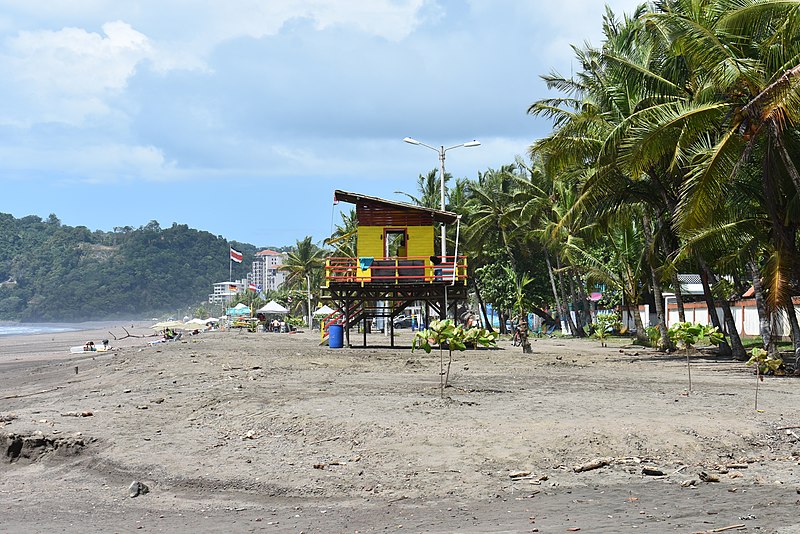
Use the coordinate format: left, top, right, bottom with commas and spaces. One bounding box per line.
322, 189, 468, 348
250, 249, 287, 292
208, 280, 246, 305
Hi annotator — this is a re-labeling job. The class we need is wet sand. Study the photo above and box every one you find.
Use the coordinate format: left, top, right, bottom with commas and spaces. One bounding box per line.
2, 327, 800, 533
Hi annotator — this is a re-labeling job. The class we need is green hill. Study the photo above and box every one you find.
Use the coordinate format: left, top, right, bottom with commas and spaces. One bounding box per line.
0, 214, 258, 321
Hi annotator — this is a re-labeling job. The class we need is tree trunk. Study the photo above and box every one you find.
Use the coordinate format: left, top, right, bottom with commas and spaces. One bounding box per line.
630, 303, 646, 342
651, 273, 672, 350
568, 270, 587, 337
671, 270, 687, 323
575, 272, 592, 333
782, 295, 800, 368
698, 259, 732, 357
702, 260, 747, 360
642, 212, 671, 350
471, 272, 494, 333
750, 260, 776, 357
545, 251, 566, 334
557, 259, 578, 336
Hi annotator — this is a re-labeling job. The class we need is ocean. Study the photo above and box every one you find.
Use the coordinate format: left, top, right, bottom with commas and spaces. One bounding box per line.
0, 321, 126, 337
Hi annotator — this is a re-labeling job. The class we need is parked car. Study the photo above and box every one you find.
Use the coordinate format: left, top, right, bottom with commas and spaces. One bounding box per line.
392, 315, 413, 328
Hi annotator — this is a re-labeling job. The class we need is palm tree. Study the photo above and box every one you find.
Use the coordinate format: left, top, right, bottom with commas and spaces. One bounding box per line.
281, 236, 325, 327
325, 209, 357, 258
396, 169, 450, 210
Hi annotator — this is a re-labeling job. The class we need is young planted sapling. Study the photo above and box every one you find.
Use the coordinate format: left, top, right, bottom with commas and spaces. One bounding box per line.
667, 322, 724, 394
592, 312, 621, 348
746, 347, 783, 411
412, 319, 497, 397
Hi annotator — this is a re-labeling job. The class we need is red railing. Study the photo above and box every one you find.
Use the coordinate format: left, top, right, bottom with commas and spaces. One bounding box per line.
324, 256, 468, 285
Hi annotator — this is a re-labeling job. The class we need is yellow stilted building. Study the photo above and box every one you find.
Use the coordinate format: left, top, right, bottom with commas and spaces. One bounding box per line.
322, 190, 468, 347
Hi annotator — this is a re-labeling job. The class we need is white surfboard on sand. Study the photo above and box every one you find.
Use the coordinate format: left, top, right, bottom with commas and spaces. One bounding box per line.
69, 345, 111, 354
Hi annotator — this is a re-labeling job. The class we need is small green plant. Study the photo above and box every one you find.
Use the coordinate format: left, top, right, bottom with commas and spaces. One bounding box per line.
413, 319, 497, 397
592, 312, 621, 347
667, 322, 724, 394
645, 326, 660, 348
746, 347, 784, 411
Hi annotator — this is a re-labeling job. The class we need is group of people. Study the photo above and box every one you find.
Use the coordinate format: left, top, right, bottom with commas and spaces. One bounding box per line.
82, 339, 109, 351
266, 318, 289, 333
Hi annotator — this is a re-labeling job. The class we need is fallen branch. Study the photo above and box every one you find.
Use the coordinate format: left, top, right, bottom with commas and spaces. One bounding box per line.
573, 457, 613, 473
108, 326, 148, 341
695, 524, 746, 533
309, 435, 342, 446
2, 386, 66, 400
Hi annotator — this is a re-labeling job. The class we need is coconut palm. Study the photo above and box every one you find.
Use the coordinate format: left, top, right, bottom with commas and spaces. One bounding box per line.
281, 236, 325, 325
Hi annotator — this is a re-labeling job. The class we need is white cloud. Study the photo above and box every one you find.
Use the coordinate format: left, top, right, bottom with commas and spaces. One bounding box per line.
2, 21, 153, 125
0, 142, 173, 183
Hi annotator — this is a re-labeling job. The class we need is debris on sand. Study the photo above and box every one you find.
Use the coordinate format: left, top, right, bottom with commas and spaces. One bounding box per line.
128, 480, 149, 498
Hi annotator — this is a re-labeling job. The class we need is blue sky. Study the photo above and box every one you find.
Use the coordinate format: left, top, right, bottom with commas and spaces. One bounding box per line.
0, 0, 642, 248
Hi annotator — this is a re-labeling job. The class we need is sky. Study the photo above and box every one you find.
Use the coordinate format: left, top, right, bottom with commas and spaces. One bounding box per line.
0, 0, 644, 248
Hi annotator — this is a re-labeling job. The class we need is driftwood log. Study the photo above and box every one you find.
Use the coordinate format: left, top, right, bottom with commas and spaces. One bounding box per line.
573, 457, 613, 472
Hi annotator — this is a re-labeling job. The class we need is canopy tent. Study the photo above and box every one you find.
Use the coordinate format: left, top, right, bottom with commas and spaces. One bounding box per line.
227, 303, 251, 316
257, 300, 288, 314
312, 305, 335, 316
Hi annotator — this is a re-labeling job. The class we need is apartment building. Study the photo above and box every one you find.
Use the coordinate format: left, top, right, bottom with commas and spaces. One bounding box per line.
250, 249, 287, 292
208, 280, 246, 305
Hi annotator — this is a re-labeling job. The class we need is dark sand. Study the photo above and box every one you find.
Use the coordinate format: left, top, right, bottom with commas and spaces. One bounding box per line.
2, 325, 800, 533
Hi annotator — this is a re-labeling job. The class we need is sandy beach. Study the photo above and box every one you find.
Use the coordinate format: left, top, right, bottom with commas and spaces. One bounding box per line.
2, 326, 800, 533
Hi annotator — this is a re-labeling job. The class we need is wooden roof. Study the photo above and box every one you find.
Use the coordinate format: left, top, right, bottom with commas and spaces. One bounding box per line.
334, 190, 458, 224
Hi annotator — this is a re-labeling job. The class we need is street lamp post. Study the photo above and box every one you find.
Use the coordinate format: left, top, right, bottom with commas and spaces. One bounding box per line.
403, 137, 480, 260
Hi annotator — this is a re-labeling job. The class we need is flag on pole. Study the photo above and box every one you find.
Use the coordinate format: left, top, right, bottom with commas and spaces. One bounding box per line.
248, 282, 258, 291
228, 284, 238, 291
230, 247, 243, 263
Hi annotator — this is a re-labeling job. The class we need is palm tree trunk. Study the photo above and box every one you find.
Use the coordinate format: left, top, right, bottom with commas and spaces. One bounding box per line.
471, 268, 494, 333
568, 270, 587, 337
702, 261, 747, 360
671, 271, 687, 323
544, 250, 566, 333
650, 267, 672, 350
620, 264, 648, 343
557, 258, 579, 336
782, 295, 800, 368
575, 272, 592, 333
630, 300, 647, 343
750, 259, 776, 357
641, 213, 671, 349
698, 259, 732, 357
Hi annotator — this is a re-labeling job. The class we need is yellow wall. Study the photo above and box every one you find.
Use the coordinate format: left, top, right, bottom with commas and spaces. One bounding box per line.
357, 226, 384, 258
356, 225, 435, 258
406, 226, 434, 257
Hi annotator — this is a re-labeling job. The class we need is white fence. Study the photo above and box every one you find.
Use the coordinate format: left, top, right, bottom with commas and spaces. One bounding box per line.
665, 298, 800, 337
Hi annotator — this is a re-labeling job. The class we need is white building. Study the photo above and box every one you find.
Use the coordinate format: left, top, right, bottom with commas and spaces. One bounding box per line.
250, 249, 288, 292
209, 280, 246, 305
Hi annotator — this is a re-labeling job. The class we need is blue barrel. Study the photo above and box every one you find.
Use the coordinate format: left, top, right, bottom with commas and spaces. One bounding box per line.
329, 324, 344, 349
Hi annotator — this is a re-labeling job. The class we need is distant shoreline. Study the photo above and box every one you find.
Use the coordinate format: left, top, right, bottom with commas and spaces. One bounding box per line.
0, 320, 148, 337
0, 321, 157, 365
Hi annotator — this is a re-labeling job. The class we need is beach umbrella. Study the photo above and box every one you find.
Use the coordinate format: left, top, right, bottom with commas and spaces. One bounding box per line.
151, 320, 184, 329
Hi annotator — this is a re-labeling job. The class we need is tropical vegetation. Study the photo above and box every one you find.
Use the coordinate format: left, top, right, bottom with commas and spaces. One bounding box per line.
392, 0, 800, 365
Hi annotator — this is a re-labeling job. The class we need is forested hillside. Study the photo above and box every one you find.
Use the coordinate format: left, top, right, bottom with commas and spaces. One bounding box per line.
0, 213, 257, 321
